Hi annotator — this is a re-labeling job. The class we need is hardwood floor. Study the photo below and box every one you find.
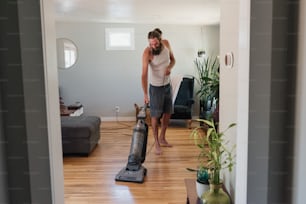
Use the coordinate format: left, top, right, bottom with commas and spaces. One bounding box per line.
63, 120, 200, 204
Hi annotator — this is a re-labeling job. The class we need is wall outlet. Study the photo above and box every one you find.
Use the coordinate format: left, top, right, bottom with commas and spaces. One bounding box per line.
115, 106, 120, 113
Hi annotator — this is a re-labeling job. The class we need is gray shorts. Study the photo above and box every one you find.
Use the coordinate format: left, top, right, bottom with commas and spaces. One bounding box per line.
149, 83, 173, 118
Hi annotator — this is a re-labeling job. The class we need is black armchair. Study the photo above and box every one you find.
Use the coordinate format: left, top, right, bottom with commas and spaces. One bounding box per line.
171, 76, 195, 128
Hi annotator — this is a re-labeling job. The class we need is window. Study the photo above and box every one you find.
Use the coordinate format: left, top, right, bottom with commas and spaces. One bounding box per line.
105, 28, 135, 50
64, 42, 77, 67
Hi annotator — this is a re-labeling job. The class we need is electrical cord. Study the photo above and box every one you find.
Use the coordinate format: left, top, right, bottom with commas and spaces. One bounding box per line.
146, 140, 155, 156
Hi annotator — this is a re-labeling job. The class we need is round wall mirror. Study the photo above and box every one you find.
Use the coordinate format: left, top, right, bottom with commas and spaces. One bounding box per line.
56, 38, 78, 69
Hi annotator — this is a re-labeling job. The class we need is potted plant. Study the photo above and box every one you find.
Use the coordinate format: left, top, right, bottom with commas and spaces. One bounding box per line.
187, 122, 210, 198
187, 165, 210, 198
187, 168, 210, 198
194, 55, 220, 121
190, 119, 236, 203
187, 117, 210, 198
195, 166, 210, 198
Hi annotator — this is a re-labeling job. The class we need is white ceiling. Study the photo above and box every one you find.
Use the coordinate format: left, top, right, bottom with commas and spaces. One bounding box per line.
54, 0, 220, 25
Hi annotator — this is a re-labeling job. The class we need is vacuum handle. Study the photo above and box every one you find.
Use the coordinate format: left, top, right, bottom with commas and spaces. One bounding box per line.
137, 105, 147, 120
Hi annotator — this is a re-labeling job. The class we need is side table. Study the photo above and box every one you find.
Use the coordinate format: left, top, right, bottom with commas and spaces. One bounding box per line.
68, 106, 84, 116
184, 179, 202, 204
61, 105, 84, 117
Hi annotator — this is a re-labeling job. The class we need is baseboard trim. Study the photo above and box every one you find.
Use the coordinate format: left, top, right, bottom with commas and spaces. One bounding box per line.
100, 116, 135, 122
100, 116, 200, 122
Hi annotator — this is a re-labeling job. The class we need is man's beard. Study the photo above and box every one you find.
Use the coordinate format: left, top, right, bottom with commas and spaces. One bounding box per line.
151, 44, 163, 55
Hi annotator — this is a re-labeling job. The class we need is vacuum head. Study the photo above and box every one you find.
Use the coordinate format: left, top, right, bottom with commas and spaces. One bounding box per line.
115, 166, 147, 183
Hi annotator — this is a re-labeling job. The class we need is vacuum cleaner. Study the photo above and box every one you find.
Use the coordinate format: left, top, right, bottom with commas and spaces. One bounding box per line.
115, 105, 149, 183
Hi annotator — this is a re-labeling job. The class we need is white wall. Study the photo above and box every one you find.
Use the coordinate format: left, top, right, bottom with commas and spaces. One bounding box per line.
293, 1, 306, 203
202, 24, 220, 56
41, 0, 65, 203
56, 22, 219, 120
220, 0, 250, 203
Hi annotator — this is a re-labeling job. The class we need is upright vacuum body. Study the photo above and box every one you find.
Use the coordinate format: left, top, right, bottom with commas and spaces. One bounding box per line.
115, 105, 148, 183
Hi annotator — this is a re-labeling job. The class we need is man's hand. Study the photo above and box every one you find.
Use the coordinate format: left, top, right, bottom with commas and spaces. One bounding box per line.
165, 67, 171, 76
144, 94, 149, 104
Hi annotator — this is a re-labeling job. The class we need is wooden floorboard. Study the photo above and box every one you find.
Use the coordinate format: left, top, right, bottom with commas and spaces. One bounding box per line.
63, 120, 200, 204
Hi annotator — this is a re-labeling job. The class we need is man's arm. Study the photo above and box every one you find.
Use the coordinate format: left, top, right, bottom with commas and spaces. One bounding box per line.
163, 40, 175, 75
142, 48, 150, 104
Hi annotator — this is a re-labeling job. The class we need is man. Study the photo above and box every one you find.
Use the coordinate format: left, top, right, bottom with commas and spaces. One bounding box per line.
141, 30, 176, 155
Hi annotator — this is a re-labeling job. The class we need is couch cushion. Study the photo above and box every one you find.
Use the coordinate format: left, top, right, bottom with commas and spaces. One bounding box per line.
61, 115, 101, 155
61, 115, 100, 139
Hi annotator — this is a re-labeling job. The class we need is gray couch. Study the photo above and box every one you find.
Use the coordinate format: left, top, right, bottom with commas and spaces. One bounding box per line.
61, 115, 101, 156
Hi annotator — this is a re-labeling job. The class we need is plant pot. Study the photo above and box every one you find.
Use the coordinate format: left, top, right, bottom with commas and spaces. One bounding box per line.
201, 183, 230, 204
196, 180, 210, 199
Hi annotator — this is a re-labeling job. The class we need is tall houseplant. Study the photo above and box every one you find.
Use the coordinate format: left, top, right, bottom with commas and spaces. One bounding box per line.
190, 119, 236, 203
187, 124, 210, 198
194, 55, 220, 121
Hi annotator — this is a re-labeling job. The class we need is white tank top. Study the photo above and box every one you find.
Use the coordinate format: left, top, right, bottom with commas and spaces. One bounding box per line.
149, 46, 170, 86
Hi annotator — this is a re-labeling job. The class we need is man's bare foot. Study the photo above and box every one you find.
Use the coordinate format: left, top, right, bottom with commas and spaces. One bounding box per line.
155, 145, 162, 155
160, 139, 173, 147
155, 147, 162, 155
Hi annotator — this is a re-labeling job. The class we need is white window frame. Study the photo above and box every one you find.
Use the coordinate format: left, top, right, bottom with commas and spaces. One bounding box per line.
105, 28, 135, 50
